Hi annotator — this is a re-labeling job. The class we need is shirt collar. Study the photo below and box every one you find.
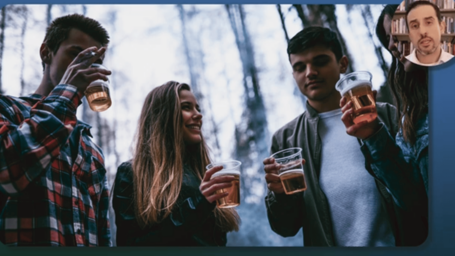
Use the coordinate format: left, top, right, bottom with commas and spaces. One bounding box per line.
406, 48, 454, 66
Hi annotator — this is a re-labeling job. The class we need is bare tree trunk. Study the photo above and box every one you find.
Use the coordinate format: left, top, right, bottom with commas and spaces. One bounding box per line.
225, 3, 269, 204
292, 4, 310, 28
358, 5, 394, 105
178, 4, 221, 158
276, 5, 289, 43
46, 4, 52, 25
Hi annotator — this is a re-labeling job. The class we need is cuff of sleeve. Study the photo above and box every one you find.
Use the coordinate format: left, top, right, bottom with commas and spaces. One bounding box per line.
266, 190, 300, 208
362, 123, 395, 161
44, 84, 84, 109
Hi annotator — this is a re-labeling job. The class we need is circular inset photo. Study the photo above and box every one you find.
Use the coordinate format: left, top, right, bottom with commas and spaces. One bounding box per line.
389, 0, 454, 66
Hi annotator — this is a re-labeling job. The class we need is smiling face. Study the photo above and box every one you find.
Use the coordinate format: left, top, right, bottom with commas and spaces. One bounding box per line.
407, 5, 443, 58
290, 45, 348, 104
41, 28, 104, 87
179, 89, 203, 145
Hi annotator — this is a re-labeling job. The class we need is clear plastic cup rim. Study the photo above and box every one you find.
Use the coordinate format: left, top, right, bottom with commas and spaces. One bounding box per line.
270, 147, 303, 162
206, 160, 241, 170
335, 71, 372, 93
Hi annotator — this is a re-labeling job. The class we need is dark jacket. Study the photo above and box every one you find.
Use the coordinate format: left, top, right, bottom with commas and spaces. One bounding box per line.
265, 102, 427, 246
113, 161, 226, 246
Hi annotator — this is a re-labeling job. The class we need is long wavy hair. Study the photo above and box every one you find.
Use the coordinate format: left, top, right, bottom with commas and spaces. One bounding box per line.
376, 5, 429, 145
132, 81, 240, 231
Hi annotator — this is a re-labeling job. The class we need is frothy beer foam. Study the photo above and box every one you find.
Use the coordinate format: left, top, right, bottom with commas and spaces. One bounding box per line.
339, 80, 371, 97
279, 169, 304, 176
211, 170, 240, 179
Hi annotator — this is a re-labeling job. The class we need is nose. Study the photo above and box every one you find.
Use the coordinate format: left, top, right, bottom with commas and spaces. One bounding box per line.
305, 64, 318, 79
419, 26, 428, 37
193, 110, 202, 120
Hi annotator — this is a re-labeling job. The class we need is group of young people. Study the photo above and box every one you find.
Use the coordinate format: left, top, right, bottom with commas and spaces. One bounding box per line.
0, 2, 432, 247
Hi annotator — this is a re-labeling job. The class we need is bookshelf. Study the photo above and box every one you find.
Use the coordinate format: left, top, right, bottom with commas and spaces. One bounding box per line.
391, 0, 455, 56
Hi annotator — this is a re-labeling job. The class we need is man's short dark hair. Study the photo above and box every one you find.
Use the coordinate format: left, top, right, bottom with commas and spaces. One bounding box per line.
287, 26, 343, 61
43, 14, 110, 53
406, 0, 442, 28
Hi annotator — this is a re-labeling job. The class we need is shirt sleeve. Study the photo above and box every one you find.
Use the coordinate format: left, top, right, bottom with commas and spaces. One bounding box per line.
360, 123, 428, 212
97, 174, 112, 246
0, 84, 84, 196
264, 134, 305, 237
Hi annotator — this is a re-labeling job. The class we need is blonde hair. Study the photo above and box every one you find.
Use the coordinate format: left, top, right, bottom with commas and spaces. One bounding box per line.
132, 81, 240, 231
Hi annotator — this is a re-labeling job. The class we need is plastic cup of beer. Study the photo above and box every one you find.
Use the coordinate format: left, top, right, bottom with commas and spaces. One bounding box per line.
84, 63, 112, 112
270, 148, 306, 195
206, 160, 241, 208
335, 71, 377, 124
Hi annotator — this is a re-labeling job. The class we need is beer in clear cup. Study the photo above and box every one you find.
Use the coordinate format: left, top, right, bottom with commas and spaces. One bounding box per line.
206, 160, 241, 208
336, 71, 377, 124
271, 148, 306, 195
85, 63, 112, 112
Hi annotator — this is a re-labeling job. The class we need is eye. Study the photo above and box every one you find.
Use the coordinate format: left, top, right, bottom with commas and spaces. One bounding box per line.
411, 24, 418, 29
313, 59, 329, 67
293, 65, 305, 73
427, 21, 432, 25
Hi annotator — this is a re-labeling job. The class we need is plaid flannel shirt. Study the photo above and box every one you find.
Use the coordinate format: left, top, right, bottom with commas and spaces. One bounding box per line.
0, 84, 111, 246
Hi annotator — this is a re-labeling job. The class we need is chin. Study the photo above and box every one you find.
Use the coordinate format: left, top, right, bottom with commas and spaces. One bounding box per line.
183, 137, 202, 145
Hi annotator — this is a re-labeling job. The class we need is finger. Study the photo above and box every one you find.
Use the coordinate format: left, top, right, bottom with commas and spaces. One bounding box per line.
202, 165, 223, 181
340, 100, 352, 114
301, 159, 306, 165
263, 157, 275, 165
341, 108, 355, 128
346, 120, 369, 136
200, 175, 236, 191
88, 67, 112, 75
205, 192, 229, 204
84, 73, 109, 83
70, 46, 99, 67
264, 163, 281, 174
340, 96, 347, 108
265, 173, 281, 184
201, 182, 233, 198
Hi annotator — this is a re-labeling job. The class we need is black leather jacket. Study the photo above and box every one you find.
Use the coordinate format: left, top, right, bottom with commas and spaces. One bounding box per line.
113, 161, 226, 246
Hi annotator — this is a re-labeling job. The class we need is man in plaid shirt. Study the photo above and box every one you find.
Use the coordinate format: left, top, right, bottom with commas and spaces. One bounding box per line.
0, 14, 112, 246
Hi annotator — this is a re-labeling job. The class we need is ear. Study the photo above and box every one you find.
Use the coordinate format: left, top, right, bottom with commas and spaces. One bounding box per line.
40, 43, 51, 64
339, 56, 349, 74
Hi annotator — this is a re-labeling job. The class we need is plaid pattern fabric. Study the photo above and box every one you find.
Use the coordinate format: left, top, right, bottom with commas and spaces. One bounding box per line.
0, 84, 111, 246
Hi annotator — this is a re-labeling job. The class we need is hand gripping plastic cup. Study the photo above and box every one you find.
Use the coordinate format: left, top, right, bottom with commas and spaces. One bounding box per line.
335, 71, 378, 124
84, 63, 112, 112
270, 148, 306, 195
206, 160, 241, 208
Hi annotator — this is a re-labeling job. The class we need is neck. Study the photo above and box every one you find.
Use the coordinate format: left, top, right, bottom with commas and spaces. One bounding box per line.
35, 68, 54, 96
307, 91, 342, 113
416, 47, 441, 64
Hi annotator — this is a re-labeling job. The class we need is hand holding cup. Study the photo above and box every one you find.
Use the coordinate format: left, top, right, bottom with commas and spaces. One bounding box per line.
201, 160, 241, 208
59, 46, 111, 92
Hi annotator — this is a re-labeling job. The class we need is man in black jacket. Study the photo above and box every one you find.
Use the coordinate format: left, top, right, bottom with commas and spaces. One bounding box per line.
263, 27, 399, 246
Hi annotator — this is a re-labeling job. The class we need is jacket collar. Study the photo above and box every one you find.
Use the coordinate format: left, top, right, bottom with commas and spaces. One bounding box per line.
304, 101, 320, 119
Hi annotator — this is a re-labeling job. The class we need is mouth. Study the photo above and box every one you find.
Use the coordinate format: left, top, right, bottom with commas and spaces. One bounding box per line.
306, 80, 324, 88
419, 38, 433, 47
186, 124, 201, 131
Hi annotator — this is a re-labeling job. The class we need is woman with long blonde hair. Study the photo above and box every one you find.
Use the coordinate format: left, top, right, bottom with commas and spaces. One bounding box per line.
113, 81, 240, 246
